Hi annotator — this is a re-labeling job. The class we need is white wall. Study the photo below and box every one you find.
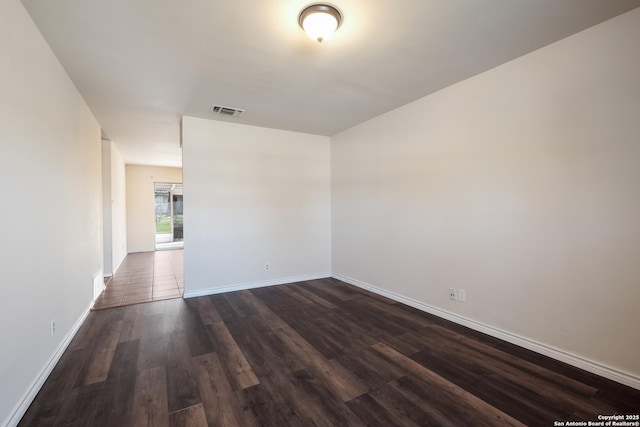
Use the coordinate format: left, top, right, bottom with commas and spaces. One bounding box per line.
126, 165, 182, 252
102, 141, 113, 274
182, 117, 331, 294
332, 8, 640, 381
102, 140, 127, 275
110, 144, 127, 270
0, 0, 103, 424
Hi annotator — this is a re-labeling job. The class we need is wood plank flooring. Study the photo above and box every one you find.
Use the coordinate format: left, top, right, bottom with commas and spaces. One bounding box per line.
19, 278, 640, 426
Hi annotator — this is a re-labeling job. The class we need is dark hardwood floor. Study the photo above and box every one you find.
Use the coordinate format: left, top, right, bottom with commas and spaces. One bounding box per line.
19, 278, 640, 426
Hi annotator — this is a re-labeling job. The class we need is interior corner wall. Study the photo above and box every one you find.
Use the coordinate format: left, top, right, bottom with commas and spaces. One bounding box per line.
102, 141, 127, 275
181, 117, 331, 294
110, 143, 127, 272
102, 141, 114, 275
331, 8, 640, 380
126, 165, 182, 253
0, 0, 103, 424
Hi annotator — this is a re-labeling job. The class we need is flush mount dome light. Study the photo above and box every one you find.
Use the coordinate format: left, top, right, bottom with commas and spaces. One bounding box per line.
299, 4, 342, 43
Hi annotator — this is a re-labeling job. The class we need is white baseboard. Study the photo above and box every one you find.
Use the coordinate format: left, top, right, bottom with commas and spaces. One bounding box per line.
183, 273, 331, 299
3, 303, 92, 427
332, 273, 640, 391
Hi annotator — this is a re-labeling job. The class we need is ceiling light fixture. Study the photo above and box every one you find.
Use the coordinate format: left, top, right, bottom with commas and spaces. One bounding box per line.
298, 4, 342, 43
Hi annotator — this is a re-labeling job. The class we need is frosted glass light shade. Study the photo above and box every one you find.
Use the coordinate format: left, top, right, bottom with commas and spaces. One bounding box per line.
299, 4, 342, 43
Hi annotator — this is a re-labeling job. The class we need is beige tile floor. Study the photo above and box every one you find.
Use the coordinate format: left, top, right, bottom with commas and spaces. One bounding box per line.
93, 249, 183, 310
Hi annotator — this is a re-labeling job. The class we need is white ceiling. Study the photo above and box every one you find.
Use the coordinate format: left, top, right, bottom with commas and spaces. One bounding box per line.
22, 0, 640, 167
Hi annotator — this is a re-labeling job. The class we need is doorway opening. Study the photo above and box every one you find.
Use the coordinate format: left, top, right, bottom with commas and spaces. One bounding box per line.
155, 182, 183, 250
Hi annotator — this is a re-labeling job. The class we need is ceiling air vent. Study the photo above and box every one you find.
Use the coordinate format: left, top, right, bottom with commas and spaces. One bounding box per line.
210, 104, 245, 117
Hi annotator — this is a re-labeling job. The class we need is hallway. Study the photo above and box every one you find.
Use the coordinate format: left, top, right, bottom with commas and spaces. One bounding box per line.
93, 250, 183, 310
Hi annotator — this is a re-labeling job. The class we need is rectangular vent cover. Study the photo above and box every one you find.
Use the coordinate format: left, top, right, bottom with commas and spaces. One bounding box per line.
210, 104, 245, 116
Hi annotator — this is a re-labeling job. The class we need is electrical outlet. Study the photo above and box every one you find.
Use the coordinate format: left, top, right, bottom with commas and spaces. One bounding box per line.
449, 288, 457, 301
458, 289, 466, 302
50, 319, 56, 337
265, 262, 270, 271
